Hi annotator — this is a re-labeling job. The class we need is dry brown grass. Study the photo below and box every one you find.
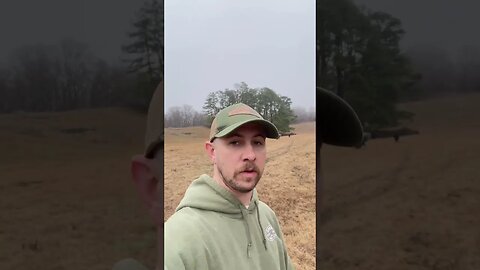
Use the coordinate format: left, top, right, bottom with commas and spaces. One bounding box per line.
320, 93, 480, 270
2, 92, 480, 270
164, 122, 316, 270
0, 108, 157, 270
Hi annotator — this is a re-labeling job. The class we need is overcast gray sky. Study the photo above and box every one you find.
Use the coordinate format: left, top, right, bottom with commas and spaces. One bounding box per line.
0, 0, 142, 65
164, 0, 315, 112
353, 0, 480, 56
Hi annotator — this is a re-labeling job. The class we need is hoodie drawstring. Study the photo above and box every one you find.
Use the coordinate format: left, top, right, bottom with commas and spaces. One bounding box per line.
240, 210, 253, 258
241, 203, 268, 258
255, 201, 268, 251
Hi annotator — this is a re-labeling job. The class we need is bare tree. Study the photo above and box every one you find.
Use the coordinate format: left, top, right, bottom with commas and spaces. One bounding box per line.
123, 0, 163, 110
3, 39, 133, 112
165, 105, 208, 128
292, 106, 316, 124
180, 104, 195, 127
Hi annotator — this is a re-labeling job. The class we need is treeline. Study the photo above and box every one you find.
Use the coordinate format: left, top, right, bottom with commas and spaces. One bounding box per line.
165, 82, 314, 130
317, 0, 419, 130
317, 0, 480, 129
3, 0, 478, 128
292, 106, 316, 123
0, 0, 163, 113
165, 105, 207, 128
165, 105, 314, 128
203, 82, 296, 132
0, 39, 136, 112
406, 45, 480, 97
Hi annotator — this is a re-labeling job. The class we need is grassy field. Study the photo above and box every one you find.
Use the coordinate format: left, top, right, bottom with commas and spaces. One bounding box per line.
164, 122, 316, 270
0, 92, 479, 270
320, 93, 480, 269
0, 108, 157, 270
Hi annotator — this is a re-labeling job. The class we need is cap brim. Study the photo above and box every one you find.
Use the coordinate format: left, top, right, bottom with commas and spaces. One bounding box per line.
317, 87, 364, 147
212, 119, 280, 141
145, 135, 163, 158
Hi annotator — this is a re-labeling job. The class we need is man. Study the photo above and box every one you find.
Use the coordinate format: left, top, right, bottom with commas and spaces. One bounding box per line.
113, 84, 364, 270
164, 102, 294, 270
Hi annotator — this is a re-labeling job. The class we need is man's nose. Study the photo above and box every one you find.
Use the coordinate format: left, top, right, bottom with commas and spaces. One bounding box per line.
242, 143, 256, 161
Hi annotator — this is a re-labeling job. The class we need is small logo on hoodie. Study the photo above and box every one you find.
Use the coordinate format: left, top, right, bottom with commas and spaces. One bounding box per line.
265, 224, 278, 242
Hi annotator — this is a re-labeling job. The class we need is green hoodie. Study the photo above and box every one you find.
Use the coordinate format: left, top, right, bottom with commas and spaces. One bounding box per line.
164, 174, 294, 270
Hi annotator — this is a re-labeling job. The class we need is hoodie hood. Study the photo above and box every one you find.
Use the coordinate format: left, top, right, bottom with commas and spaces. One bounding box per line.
176, 174, 259, 216
175, 174, 267, 255
165, 174, 295, 269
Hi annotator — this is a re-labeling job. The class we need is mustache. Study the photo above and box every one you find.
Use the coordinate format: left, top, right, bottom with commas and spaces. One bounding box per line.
236, 162, 260, 174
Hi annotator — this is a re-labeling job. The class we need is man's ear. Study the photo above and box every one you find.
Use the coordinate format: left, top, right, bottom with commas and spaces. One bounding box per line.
205, 141, 216, 163
131, 155, 161, 224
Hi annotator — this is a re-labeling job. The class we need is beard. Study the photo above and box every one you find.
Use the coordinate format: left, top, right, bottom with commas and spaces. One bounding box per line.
218, 161, 263, 193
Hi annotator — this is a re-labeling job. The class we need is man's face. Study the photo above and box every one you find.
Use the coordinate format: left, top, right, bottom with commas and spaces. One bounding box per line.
211, 123, 267, 193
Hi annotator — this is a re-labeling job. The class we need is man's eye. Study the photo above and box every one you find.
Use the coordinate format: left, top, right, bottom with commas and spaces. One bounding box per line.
254, 141, 264, 146
229, 141, 240, 145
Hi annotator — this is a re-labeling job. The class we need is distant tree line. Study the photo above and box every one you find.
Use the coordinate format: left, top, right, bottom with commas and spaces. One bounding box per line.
0, 39, 136, 112
203, 82, 296, 132
406, 45, 480, 98
165, 106, 315, 129
292, 106, 316, 123
165, 82, 314, 130
318, 0, 480, 130
0, 0, 162, 113
3, 0, 479, 126
165, 105, 207, 128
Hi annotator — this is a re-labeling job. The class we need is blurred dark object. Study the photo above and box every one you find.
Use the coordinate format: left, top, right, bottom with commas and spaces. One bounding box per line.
280, 132, 297, 137
362, 127, 419, 145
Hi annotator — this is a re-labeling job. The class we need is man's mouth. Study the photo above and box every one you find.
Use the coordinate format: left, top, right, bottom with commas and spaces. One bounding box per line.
237, 163, 259, 177
240, 168, 257, 177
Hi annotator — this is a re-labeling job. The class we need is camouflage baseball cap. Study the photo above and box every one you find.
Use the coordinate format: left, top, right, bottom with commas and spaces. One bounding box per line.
209, 103, 280, 142
144, 81, 164, 158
